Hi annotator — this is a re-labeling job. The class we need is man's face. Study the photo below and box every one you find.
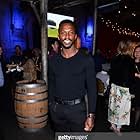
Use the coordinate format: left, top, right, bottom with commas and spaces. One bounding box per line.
58, 23, 77, 49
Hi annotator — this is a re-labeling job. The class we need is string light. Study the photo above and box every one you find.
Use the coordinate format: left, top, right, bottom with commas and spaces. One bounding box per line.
100, 16, 140, 38
118, 0, 137, 18
132, 12, 136, 16
99, 0, 140, 38
124, 5, 127, 9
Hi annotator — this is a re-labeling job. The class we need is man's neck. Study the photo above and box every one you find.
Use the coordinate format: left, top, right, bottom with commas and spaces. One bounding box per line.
61, 47, 79, 58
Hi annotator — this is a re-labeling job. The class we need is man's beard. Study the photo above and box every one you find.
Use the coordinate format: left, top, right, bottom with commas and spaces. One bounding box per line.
62, 45, 72, 49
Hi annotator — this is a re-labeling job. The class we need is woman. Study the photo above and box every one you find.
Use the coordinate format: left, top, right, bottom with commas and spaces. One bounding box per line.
133, 45, 140, 131
108, 41, 135, 135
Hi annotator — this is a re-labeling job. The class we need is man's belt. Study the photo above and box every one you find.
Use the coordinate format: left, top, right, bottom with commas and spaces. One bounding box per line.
54, 97, 84, 105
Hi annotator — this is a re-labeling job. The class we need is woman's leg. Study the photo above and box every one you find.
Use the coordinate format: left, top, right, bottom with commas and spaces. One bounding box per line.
115, 125, 122, 136
110, 123, 117, 130
116, 125, 121, 132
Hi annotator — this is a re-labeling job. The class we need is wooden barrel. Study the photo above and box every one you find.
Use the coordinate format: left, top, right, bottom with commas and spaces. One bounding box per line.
15, 80, 48, 130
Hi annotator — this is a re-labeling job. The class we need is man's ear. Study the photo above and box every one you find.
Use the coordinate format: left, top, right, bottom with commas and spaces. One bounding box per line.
75, 34, 78, 40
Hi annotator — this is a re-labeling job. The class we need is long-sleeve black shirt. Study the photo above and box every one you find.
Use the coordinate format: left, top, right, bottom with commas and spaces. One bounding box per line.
48, 49, 97, 113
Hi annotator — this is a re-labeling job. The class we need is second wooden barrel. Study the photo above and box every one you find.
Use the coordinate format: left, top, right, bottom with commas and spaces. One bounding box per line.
15, 80, 48, 130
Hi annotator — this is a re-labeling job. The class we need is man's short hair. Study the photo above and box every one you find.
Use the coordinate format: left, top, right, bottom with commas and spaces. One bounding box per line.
58, 20, 77, 34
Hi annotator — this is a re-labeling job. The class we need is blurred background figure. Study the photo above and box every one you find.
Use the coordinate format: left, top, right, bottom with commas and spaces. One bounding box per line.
94, 48, 107, 73
0, 45, 8, 112
22, 58, 37, 81
7, 45, 25, 86
22, 47, 42, 81
7, 45, 25, 99
10, 45, 25, 66
48, 39, 60, 58
52, 40, 60, 53
132, 45, 140, 131
75, 36, 81, 49
22, 48, 37, 81
31, 47, 42, 79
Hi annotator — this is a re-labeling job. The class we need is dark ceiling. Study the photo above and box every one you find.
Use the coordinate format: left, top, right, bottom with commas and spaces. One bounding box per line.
98, 0, 140, 31
21, 0, 140, 31
48, 0, 140, 32
48, 0, 140, 31
48, 0, 92, 11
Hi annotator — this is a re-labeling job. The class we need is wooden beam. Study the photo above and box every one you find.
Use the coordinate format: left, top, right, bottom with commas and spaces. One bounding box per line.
92, 0, 97, 55
40, 0, 48, 84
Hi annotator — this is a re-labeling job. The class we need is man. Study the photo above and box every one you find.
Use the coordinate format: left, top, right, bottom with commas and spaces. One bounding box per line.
31, 48, 42, 79
48, 20, 97, 132
10, 45, 25, 65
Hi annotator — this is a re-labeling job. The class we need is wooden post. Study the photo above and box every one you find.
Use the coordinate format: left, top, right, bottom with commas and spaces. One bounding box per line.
92, 0, 97, 56
40, 0, 48, 84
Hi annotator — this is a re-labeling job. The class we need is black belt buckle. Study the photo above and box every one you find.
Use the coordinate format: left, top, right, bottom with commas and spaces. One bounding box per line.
65, 100, 75, 105
74, 99, 81, 104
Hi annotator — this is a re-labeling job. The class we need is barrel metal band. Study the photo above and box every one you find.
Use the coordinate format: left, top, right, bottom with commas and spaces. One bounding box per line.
16, 83, 46, 88
17, 113, 48, 119
15, 90, 48, 96
15, 97, 48, 103
18, 119, 47, 125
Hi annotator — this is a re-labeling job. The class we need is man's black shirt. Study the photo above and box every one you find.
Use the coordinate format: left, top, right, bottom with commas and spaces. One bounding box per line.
48, 49, 97, 113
